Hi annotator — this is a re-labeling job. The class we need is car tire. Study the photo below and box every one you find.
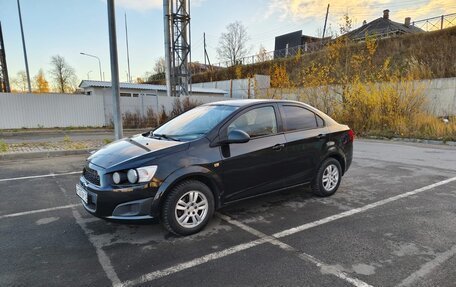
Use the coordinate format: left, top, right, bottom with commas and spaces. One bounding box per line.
311, 158, 342, 197
161, 180, 215, 236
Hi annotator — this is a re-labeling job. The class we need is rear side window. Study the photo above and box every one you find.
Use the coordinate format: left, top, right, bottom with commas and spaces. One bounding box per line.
316, 115, 324, 127
229, 106, 278, 138
282, 105, 319, 131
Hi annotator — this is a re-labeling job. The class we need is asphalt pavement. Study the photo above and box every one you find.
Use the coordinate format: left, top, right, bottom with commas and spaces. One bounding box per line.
1, 139, 456, 287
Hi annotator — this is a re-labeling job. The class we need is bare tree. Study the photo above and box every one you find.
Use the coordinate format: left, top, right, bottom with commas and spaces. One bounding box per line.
256, 45, 270, 62
217, 21, 250, 66
49, 55, 77, 93
153, 57, 166, 74
11, 71, 28, 92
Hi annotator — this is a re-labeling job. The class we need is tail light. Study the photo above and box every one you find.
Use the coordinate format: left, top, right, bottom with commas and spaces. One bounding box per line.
348, 129, 355, 142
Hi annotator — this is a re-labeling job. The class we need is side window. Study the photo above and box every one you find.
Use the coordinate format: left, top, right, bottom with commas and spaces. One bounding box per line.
282, 105, 318, 131
228, 106, 277, 138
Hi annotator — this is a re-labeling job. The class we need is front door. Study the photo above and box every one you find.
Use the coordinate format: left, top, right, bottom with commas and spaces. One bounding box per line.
220, 105, 288, 202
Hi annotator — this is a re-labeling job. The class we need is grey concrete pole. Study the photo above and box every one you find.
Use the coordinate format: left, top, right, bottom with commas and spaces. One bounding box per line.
163, 0, 172, 97
17, 0, 31, 93
107, 0, 123, 140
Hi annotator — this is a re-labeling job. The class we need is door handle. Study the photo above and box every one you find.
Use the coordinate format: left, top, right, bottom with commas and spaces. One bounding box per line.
316, 134, 327, 139
272, 143, 285, 151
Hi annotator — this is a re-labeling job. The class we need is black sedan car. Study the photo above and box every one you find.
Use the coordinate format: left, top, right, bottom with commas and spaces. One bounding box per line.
76, 99, 353, 235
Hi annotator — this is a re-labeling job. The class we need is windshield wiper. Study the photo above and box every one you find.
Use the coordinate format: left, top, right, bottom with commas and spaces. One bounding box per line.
152, 133, 181, 142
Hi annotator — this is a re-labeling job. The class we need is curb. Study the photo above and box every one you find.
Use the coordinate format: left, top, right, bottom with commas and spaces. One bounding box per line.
361, 136, 456, 146
0, 148, 94, 161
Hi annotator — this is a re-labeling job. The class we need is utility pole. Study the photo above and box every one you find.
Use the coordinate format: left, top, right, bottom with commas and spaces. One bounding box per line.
125, 13, 131, 83
17, 0, 31, 93
107, 0, 123, 140
322, 4, 330, 43
203, 33, 206, 66
163, 0, 172, 97
203, 32, 211, 71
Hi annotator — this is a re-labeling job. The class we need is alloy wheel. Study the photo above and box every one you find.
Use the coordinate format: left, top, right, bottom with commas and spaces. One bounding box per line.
174, 190, 209, 228
322, 164, 339, 191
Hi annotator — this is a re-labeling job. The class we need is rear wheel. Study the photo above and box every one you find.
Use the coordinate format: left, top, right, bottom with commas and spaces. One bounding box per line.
311, 158, 342, 197
161, 180, 214, 236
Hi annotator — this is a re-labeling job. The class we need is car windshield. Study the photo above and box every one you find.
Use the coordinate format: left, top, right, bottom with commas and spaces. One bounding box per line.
152, 105, 238, 141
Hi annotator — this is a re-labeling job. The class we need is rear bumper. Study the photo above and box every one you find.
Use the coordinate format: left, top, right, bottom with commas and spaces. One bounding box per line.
78, 176, 159, 220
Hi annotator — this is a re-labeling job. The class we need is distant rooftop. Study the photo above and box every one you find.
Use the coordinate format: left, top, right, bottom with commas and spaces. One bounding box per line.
79, 80, 227, 95
345, 9, 424, 40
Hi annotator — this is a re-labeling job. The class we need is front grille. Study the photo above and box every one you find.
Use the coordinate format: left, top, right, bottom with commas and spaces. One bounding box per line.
83, 166, 100, 186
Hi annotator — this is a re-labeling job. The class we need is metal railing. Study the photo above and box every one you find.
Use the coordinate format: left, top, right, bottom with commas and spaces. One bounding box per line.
191, 40, 329, 75
412, 13, 456, 31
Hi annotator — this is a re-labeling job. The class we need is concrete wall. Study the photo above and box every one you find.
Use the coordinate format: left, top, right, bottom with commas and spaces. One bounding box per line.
422, 78, 456, 116
255, 77, 456, 116
0, 92, 228, 129
193, 75, 270, 99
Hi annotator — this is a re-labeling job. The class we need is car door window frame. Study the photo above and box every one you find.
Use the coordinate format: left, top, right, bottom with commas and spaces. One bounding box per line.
279, 104, 325, 133
220, 104, 281, 140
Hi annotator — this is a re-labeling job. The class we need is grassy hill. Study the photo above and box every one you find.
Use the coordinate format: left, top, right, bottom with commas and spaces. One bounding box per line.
192, 26, 456, 84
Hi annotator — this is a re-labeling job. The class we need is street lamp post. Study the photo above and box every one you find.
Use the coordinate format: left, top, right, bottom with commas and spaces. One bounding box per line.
80, 52, 103, 81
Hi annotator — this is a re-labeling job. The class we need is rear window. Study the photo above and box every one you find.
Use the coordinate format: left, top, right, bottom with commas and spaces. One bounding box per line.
282, 105, 319, 131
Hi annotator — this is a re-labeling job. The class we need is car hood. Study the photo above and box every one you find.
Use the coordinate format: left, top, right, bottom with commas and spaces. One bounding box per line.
88, 134, 186, 169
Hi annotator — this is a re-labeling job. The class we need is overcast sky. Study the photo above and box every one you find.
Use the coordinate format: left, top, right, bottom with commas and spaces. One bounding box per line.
1, 0, 454, 84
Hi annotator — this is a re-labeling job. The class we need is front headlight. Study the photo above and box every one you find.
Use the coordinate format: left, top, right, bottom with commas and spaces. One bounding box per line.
136, 165, 158, 183
112, 172, 121, 184
127, 169, 138, 183
112, 165, 158, 185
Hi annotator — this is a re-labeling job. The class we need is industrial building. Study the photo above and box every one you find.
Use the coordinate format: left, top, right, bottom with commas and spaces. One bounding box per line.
79, 80, 227, 97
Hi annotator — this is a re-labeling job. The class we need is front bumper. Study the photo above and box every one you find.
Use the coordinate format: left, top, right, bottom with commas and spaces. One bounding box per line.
78, 175, 159, 220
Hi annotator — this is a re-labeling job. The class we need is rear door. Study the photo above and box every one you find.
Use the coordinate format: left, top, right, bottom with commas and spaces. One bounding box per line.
220, 104, 288, 202
279, 104, 328, 186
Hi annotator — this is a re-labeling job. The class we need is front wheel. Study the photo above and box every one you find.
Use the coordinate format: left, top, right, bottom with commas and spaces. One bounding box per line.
311, 158, 342, 197
161, 180, 214, 236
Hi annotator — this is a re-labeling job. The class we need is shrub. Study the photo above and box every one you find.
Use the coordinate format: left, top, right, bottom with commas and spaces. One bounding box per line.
0, 140, 8, 152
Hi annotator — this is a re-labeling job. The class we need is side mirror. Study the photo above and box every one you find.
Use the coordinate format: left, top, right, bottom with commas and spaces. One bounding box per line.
225, 129, 250, 144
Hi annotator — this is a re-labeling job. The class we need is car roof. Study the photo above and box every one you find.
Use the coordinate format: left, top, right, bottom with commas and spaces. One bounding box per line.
204, 99, 303, 107
204, 99, 338, 126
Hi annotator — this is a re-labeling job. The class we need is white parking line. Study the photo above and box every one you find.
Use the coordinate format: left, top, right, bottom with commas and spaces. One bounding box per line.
122, 176, 456, 286
54, 180, 123, 287
398, 244, 456, 286
273, 176, 456, 238
0, 204, 79, 220
120, 238, 269, 287
218, 213, 373, 287
0, 171, 81, 182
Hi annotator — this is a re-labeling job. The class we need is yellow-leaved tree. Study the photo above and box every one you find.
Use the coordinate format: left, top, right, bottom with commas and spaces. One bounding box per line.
33, 69, 50, 93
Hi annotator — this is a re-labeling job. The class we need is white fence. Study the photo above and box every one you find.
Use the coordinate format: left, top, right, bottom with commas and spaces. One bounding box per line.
0, 93, 105, 129
0, 93, 227, 129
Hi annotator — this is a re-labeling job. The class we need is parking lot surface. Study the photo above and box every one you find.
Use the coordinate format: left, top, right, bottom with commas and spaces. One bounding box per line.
1, 139, 455, 287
